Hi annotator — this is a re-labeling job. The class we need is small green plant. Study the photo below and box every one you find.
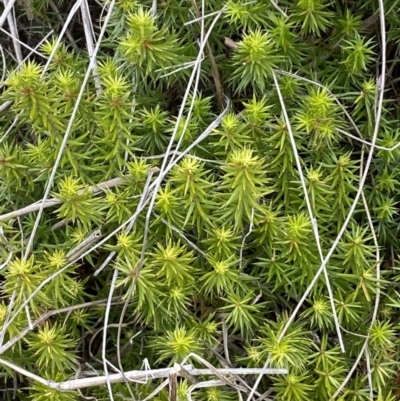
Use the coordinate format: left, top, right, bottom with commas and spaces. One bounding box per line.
0, 0, 399, 400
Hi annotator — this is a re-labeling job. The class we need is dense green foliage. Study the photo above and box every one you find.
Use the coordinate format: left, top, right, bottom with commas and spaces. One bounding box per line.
1, 0, 400, 399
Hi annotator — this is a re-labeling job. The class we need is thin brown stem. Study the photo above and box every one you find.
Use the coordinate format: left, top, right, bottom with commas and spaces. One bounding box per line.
191, 0, 224, 110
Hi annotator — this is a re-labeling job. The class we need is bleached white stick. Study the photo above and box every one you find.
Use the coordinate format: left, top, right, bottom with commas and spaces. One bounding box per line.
0, 0, 16, 30
272, 70, 344, 352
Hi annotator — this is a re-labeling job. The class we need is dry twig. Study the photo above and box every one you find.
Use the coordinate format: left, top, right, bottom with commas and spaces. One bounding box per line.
190, 0, 224, 110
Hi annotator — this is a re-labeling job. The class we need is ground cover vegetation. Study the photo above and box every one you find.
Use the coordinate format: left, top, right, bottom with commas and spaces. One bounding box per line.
0, 0, 400, 399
